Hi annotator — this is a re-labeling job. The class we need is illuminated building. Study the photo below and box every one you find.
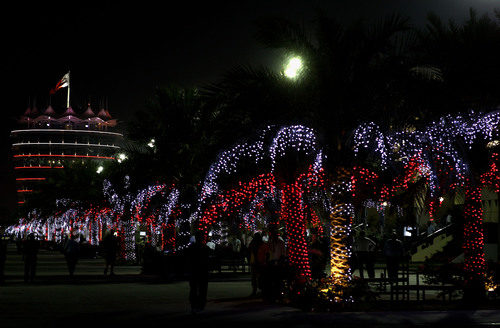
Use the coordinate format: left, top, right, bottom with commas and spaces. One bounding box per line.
11, 104, 123, 207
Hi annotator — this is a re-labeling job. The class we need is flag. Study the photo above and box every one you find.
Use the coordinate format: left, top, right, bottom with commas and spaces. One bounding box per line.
49, 72, 70, 95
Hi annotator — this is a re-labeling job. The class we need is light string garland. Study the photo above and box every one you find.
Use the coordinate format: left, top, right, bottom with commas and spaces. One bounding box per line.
352, 110, 500, 286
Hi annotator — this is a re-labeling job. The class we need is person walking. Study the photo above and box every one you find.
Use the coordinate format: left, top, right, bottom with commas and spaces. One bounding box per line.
64, 234, 80, 278
102, 229, 118, 276
186, 231, 210, 313
23, 233, 39, 283
354, 230, 376, 279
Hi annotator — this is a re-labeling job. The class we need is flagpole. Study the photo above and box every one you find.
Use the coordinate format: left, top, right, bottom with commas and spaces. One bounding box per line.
67, 71, 71, 108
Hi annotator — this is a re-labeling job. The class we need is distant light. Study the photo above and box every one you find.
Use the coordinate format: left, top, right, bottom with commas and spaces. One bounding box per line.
382, 201, 388, 207
117, 153, 127, 163
439, 196, 444, 203
284, 56, 303, 79
487, 140, 500, 148
148, 138, 155, 148
96, 166, 104, 174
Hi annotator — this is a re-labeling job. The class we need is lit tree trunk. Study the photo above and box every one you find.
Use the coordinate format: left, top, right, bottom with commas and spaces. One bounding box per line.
329, 203, 353, 300
280, 182, 311, 280
462, 179, 486, 300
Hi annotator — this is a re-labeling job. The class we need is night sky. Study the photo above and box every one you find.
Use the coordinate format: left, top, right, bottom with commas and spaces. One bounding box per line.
1, 0, 498, 216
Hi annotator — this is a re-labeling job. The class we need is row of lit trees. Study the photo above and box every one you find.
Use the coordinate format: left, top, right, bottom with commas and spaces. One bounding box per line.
123, 8, 500, 300
18, 8, 500, 302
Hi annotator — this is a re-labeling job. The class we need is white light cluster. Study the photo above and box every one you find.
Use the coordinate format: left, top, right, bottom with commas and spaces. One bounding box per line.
353, 110, 500, 195
192, 125, 325, 226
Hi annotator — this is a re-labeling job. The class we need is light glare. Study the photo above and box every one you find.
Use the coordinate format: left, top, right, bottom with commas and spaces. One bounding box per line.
284, 57, 303, 78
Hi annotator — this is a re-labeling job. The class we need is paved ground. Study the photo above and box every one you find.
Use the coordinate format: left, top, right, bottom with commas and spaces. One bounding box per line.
2, 242, 500, 327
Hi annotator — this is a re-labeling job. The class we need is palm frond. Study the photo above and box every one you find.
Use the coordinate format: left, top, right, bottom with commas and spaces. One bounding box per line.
409, 65, 444, 82
367, 13, 412, 51
254, 16, 315, 55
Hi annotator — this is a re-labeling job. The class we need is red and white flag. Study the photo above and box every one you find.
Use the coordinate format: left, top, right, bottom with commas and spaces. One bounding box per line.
49, 72, 70, 95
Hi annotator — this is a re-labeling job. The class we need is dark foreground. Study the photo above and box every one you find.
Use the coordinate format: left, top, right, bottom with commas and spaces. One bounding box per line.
2, 243, 500, 327
2, 278, 500, 328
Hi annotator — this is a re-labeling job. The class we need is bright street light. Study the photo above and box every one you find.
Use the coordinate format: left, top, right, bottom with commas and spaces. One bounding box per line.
96, 166, 104, 174
284, 56, 303, 79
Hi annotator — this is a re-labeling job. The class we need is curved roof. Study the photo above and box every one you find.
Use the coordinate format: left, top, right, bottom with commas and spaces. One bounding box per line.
63, 107, 77, 116
82, 104, 96, 119
17, 105, 117, 130
97, 108, 111, 120
32, 115, 55, 123
43, 105, 56, 116
59, 115, 83, 123
29, 107, 39, 117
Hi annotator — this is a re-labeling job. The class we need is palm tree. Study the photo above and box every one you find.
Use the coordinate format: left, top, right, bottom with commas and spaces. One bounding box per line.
125, 85, 218, 193
202, 11, 442, 172
417, 8, 500, 116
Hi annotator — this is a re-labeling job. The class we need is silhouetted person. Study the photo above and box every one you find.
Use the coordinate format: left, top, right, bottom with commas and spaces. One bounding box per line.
102, 230, 118, 276
0, 234, 8, 284
23, 234, 39, 283
142, 239, 155, 274
260, 228, 286, 302
256, 234, 271, 300
248, 232, 264, 296
15, 234, 22, 254
309, 233, 328, 279
64, 234, 80, 278
383, 233, 404, 281
230, 236, 242, 271
135, 236, 146, 265
354, 230, 376, 279
186, 232, 210, 313
427, 220, 437, 235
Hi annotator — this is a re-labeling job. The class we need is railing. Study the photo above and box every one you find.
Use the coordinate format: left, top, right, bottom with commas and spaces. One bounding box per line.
406, 223, 455, 255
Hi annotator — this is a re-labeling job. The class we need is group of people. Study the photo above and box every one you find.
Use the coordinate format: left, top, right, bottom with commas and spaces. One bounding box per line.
2, 225, 408, 315
0, 229, 120, 283
186, 228, 289, 313
247, 229, 287, 301
353, 230, 405, 280
62, 230, 120, 278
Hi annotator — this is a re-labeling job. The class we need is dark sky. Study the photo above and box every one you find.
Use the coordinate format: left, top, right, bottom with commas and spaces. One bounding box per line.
1, 0, 498, 214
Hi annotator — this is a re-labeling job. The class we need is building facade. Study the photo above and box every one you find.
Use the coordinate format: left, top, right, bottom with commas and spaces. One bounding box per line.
11, 104, 123, 207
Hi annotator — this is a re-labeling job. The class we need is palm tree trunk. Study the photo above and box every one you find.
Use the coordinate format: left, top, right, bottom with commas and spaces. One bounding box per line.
280, 182, 311, 280
462, 179, 487, 301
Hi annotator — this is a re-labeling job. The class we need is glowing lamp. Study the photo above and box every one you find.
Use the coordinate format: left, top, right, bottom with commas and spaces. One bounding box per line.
284, 56, 303, 79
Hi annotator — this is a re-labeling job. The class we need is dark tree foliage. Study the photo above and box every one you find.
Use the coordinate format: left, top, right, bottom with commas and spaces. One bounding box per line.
417, 8, 500, 117
21, 161, 108, 216
121, 7, 500, 207
124, 86, 219, 197
201, 11, 442, 173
